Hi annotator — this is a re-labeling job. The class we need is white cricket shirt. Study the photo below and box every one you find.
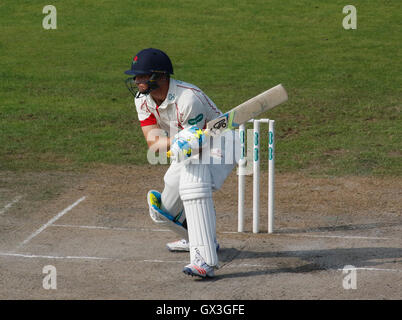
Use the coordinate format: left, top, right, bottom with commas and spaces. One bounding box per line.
134, 78, 222, 136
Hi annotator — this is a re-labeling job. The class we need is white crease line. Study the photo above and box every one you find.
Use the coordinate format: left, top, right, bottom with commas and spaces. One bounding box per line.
338, 267, 402, 273
221, 232, 394, 240
223, 264, 402, 273
136, 261, 402, 273
51, 224, 171, 233
0, 195, 23, 215
0, 252, 110, 260
1, 253, 401, 273
223, 263, 274, 268
0, 252, 181, 263
283, 234, 393, 240
49, 226, 398, 240
143, 259, 188, 263
16, 196, 86, 249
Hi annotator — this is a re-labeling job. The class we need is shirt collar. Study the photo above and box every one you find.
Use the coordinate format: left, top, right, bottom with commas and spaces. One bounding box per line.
157, 78, 178, 109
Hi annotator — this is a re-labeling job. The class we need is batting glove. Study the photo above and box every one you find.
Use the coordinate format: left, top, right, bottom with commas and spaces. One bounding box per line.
167, 126, 206, 162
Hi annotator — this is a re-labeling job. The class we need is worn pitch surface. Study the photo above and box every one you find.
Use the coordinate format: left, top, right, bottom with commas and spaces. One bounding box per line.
0, 165, 401, 299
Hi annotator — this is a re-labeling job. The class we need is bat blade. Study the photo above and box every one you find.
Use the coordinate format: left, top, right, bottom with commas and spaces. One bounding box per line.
205, 84, 288, 136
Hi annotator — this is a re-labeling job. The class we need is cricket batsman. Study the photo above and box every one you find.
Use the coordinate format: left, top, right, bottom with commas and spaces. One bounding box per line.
124, 48, 239, 278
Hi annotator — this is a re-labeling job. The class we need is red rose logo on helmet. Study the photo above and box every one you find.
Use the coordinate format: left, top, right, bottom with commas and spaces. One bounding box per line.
133, 56, 138, 64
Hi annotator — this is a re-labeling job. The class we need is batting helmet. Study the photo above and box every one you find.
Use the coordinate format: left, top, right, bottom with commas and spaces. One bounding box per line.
124, 48, 173, 98
124, 48, 173, 76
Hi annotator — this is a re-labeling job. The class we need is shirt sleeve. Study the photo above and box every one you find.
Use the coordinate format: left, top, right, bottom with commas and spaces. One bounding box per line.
135, 98, 157, 127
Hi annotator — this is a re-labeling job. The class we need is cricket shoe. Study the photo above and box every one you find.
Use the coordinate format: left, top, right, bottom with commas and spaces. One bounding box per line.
166, 239, 190, 252
182, 252, 216, 278
166, 239, 220, 253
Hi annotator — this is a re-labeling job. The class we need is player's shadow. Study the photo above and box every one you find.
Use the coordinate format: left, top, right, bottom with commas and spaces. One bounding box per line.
215, 247, 402, 280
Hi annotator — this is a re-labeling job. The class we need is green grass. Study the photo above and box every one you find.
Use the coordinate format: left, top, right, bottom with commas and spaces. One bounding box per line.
0, 0, 401, 175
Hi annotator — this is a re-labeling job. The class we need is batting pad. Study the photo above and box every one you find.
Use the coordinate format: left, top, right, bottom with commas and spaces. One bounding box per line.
147, 190, 188, 240
179, 164, 218, 267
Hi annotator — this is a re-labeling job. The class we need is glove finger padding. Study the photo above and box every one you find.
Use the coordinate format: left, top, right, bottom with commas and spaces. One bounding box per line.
169, 126, 207, 161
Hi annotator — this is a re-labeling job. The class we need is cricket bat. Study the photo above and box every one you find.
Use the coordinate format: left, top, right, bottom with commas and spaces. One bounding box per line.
167, 84, 288, 159
204, 84, 288, 136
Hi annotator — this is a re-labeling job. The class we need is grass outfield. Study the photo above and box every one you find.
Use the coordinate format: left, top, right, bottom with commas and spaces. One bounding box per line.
0, 0, 400, 175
